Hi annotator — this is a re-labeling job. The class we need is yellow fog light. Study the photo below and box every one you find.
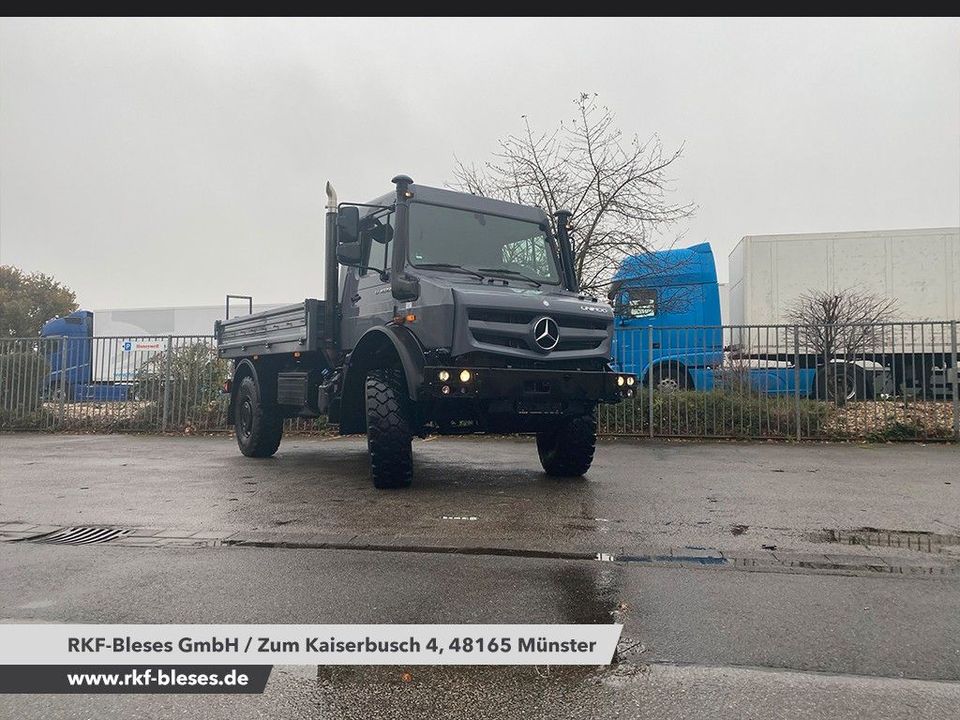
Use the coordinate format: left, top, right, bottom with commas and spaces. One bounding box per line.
459, 369, 472, 383
438, 370, 450, 382
617, 375, 625, 387
626, 376, 635, 386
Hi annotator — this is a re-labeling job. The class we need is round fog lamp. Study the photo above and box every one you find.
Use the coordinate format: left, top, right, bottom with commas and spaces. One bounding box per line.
438, 370, 450, 382
441, 385, 451, 395
459, 370, 472, 383
617, 375, 625, 387
626, 376, 635, 386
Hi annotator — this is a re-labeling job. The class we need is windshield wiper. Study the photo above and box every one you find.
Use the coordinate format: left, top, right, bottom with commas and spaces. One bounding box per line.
476, 268, 542, 287
415, 263, 486, 280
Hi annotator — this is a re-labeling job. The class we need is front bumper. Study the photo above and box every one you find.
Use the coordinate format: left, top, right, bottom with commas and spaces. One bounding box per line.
419, 365, 637, 407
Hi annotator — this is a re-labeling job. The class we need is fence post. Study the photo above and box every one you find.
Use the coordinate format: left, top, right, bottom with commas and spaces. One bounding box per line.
58, 337, 68, 428
951, 321, 958, 442
647, 326, 654, 438
793, 326, 801, 441
162, 335, 173, 432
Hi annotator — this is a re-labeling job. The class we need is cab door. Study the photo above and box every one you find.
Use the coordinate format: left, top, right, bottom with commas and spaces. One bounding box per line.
340, 210, 395, 349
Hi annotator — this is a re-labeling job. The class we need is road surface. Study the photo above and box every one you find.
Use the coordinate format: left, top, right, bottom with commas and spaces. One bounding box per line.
1, 433, 958, 718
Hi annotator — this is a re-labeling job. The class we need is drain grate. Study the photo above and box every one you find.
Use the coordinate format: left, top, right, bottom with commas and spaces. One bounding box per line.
815, 528, 960, 554
28, 527, 132, 545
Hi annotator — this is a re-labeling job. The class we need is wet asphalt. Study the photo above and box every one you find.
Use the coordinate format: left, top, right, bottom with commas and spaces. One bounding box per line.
1, 433, 958, 718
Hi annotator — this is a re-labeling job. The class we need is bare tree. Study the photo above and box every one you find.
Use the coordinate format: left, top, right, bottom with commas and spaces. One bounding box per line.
787, 288, 899, 359
452, 93, 694, 293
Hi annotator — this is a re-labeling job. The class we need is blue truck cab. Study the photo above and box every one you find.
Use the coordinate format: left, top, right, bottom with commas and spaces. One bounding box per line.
40, 310, 129, 401
611, 242, 815, 395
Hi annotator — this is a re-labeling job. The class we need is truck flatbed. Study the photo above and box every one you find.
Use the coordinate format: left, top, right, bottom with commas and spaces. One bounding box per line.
214, 299, 331, 359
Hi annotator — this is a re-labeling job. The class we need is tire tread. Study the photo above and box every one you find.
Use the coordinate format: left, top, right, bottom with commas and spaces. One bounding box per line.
365, 369, 413, 489
536, 413, 597, 477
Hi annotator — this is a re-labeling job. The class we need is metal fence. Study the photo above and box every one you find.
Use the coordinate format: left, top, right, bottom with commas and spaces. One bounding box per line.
602, 321, 958, 441
1, 321, 957, 441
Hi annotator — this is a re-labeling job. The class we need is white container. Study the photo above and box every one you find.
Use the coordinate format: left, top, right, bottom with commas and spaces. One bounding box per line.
728, 227, 960, 326
87, 304, 280, 383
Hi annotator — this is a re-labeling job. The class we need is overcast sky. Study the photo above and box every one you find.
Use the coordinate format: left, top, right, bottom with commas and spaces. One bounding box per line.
1, 18, 958, 309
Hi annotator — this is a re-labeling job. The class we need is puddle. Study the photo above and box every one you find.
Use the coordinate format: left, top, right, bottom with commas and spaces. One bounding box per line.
551, 562, 623, 625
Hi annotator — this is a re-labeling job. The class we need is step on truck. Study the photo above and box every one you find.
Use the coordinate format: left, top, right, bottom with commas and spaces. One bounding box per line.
215, 175, 636, 488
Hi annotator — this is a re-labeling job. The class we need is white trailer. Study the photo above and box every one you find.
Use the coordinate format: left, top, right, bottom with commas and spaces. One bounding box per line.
88, 303, 281, 382
727, 227, 959, 398
728, 227, 960, 326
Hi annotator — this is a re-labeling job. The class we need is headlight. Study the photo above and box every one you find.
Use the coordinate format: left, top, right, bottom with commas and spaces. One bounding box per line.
459, 370, 472, 383
438, 370, 450, 382
626, 376, 635, 386
617, 375, 625, 387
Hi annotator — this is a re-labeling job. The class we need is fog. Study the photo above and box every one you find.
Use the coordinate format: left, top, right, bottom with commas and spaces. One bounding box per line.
1, 18, 957, 308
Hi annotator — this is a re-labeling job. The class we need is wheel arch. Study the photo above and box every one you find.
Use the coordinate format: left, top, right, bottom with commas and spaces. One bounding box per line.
644, 359, 694, 389
339, 326, 425, 434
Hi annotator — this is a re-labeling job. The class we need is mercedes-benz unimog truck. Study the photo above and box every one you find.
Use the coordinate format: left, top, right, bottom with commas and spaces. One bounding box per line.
215, 175, 636, 488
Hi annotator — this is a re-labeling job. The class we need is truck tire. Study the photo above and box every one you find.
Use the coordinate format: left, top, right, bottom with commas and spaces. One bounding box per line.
45, 382, 72, 402
536, 413, 597, 478
651, 363, 690, 392
365, 369, 413, 489
815, 365, 857, 405
235, 375, 283, 458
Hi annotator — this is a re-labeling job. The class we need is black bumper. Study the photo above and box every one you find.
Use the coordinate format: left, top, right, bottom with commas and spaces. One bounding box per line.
419, 366, 637, 407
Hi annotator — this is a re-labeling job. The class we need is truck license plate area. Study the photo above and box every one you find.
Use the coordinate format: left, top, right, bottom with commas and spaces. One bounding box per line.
516, 400, 563, 415
523, 380, 552, 395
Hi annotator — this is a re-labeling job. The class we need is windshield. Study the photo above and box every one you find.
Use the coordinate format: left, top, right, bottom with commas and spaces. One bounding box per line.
408, 203, 561, 285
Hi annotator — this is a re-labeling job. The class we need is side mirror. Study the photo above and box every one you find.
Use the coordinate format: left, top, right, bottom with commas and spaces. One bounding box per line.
336, 206, 360, 246
335, 206, 361, 266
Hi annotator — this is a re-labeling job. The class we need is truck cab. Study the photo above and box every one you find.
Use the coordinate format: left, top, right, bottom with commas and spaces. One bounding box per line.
40, 310, 130, 401
610, 242, 725, 390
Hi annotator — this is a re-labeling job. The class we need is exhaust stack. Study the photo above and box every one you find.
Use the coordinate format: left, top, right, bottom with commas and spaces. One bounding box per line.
323, 181, 339, 359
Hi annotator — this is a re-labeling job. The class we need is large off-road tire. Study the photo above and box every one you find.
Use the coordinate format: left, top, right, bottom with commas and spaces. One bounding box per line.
536, 412, 597, 477
365, 369, 413, 489
235, 375, 283, 458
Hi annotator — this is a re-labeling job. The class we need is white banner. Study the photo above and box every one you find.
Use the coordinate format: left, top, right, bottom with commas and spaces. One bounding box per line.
0, 624, 622, 666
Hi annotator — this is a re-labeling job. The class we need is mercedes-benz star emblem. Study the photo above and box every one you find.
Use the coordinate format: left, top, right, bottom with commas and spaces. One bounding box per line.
532, 316, 560, 352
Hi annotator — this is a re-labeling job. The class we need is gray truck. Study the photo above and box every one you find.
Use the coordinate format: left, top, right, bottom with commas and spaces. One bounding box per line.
215, 175, 636, 488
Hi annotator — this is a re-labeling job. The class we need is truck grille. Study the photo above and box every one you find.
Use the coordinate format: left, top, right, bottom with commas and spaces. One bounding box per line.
466, 308, 609, 354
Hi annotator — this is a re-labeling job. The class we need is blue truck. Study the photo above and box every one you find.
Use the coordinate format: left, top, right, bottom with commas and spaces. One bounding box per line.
40, 310, 132, 402
608, 242, 957, 401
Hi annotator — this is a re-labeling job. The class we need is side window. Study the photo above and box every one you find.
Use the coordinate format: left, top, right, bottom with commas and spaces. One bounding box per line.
620, 288, 657, 318
357, 212, 393, 278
